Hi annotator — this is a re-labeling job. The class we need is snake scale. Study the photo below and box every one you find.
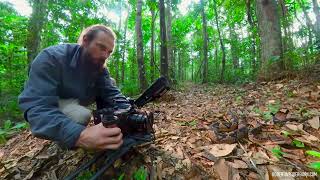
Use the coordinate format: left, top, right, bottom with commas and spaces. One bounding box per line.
209, 110, 286, 144
210, 111, 249, 144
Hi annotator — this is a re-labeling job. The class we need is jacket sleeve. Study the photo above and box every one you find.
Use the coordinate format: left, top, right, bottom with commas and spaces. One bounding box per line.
18, 50, 85, 149
95, 68, 131, 109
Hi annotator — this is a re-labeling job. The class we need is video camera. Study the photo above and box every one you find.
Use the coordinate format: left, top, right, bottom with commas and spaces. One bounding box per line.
92, 76, 170, 136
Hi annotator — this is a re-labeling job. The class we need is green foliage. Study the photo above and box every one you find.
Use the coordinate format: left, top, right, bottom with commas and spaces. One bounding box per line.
177, 119, 198, 127
281, 130, 291, 137
262, 101, 281, 121
133, 166, 147, 180
117, 173, 125, 180
306, 151, 320, 158
308, 162, 320, 173
0, 120, 28, 144
299, 106, 312, 118
271, 146, 285, 159
292, 139, 305, 148
1, 0, 318, 129
76, 169, 94, 180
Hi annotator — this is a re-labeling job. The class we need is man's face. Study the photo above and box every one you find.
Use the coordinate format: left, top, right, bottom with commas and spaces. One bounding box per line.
83, 31, 114, 70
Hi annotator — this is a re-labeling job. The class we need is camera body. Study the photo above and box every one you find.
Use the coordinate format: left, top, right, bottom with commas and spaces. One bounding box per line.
94, 76, 169, 136
93, 106, 154, 135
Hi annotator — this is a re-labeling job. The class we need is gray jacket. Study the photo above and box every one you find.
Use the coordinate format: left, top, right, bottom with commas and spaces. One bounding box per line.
18, 44, 129, 149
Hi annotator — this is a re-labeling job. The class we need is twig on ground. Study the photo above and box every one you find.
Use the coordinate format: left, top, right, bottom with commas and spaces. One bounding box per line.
237, 141, 264, 179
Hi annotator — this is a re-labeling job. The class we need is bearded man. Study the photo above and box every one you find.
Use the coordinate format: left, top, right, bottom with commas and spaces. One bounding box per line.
18, 25, 128, 150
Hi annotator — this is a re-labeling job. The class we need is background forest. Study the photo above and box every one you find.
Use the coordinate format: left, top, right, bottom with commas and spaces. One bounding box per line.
0, 0, 319, 125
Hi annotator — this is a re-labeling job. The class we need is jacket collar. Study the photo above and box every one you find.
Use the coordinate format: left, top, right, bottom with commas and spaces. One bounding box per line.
70, 45, 82, 68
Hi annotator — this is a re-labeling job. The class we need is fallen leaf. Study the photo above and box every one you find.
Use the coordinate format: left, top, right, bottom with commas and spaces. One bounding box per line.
227, 159, 248, 169
252, 151, 271, 165
301, 134, 319, 142
248, 172, 260, 180
308, 116, 319, 129
170, 136, 180, 140
285, 123, 303, 131
275, 84, 284, 89
162, 167, 175, 176
213, 159, 230, 180
156, 159, 163, 180
172, 147, 184, 159
268, 100, 276, 104
198, 144, 237, 157
113, 159, 122, 168
0, 150, 4, 160
144, 155, 151, 163
182, 158, 192, 170
274, 111, 287, 121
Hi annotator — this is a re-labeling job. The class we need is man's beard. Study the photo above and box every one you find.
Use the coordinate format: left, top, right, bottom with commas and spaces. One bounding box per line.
82, 51, 105, 72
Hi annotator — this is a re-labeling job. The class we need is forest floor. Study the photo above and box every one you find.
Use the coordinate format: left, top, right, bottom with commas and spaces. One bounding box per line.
0, 78, 320, 180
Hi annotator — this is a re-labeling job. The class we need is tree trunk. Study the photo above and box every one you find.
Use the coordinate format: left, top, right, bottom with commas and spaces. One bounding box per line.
166, 0, 174, 82
159, 0, 169, 79
213, 0, 226, 83
293, 2, 313, 53
245, 0, 257, 74
312, 0, 320, 45
201, 0, 208, 83
229, 23, 239, 69
256, 0, 283, 80
178, 51, 182, 81
279, 0, 289, 52
298, 0, 315, 52
115, 0, 123, 83
150, 6, 156, 82
121, 8, 129, 84
26, 0, 48, 65
135, 0, 148, 91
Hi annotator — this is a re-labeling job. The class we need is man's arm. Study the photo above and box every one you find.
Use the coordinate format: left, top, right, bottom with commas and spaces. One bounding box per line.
18, 51, 85, 149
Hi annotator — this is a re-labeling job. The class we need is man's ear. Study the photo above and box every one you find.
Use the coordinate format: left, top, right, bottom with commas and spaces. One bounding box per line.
82, 35, 89, 47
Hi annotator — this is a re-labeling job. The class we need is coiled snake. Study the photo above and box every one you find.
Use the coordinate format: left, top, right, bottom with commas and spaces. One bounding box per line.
209, 111, 287, 144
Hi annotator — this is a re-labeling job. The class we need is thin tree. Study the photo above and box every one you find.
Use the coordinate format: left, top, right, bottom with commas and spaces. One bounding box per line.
121, 6, 129, 84
201, 0, 208, 83
312, 0, 320, 45
245, 0, 257, 74
159, 0, 169, 79
166, 0, 175, 82
26, 0, 48, 65
135, 0, 148, 91
213, 0, 226, 83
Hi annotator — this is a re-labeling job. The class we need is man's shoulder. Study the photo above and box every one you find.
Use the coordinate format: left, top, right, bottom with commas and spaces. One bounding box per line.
43, 43, 80, 58
31, 43, 80, 67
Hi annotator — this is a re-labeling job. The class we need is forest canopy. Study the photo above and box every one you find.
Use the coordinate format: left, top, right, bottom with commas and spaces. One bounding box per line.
0, 0, 319, 123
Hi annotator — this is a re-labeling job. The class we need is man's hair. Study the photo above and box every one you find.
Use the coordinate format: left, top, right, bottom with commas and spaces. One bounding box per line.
77, 24, 117, 45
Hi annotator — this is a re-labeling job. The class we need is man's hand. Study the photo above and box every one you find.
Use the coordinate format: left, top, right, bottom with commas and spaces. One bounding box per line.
75, 123, 123, 150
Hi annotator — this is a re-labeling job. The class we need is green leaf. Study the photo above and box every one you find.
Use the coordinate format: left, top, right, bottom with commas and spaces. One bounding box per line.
4, 120, 12, 130
0, 129, 6, 136
118, 173, 125, 180
308, 162, 320, 172
189, 120, 198, 127
11, 122, 27, 130
306, 151, 320, 158
281, 130, 291, 137
292, 139, 305, 148
271, 146, 285, 159
133, 166, 147, 180
0, 135, 6, 144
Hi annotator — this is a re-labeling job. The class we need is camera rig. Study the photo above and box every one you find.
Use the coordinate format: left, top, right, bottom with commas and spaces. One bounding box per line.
64, 76, 170, 180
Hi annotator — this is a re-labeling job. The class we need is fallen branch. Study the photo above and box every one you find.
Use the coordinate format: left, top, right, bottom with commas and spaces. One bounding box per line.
237, 141, 264, 179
